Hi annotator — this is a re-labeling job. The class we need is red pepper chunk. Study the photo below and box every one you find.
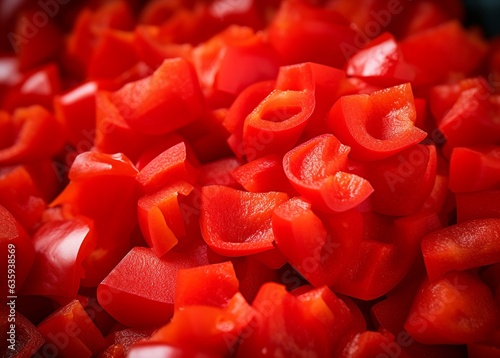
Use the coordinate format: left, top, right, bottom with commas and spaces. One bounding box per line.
422, 219, 500, 281
20, 217, 96, 299
98, 244, 209, 327
242, 63, 316, 160
231, 154, 297, 195
0, 308, 45, 358
136, 141, 199, 194
346, 33, 416, 87
148, 293, 255, 357
358, 144, 437, 216
37, 299, 106, 358
174, 261, 239, 310
111, 57, 204, 135
449, 146, 500, 193
0, 105, 64, 165
0, 205, 34, 295
200, 185, 288, 256
404, 271, 500, 345
137, 181, 194, 257
327, 83, 426, 161
283, 134, 373, 213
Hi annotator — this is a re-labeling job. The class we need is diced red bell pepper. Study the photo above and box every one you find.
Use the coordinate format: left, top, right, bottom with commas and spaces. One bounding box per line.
0, 105, 64, 165
1, 308, 45, 358
400, 20, 488, 86
138, 181, 194, 257
429, 77, 490, 123
193, 25, 279, 104
37, 299, 106, 358
238, 282, 353, 357
177, 108, 233, 163
98, 244, 209, 327
20, 216, 96, 299
404, 271, 500, 345
422, 218, 500, 281
283, 134, 373, 212
174, 261, 239, 309
110, 58, 204, 135
438, 87, 500, 156
94, 91, 161, 163
267, 0, 357, 68
0, 164, 46, 231
100, 327, 154, 358
87, 29, 138, 80
197, 157, 242, 188
357, 144, 437, 216
273, 198, 440, 299
2, 63, 61, 112
54, 81, 99, 148
343, 329, 411, 358
51, 152, 139, 287
133, 25, 193, 69
231, 154, 297, 195
14, 10, 63, 72
224, 80, 275, 159
327, 83, 427, 160
200, 185, 288, 256
449, 146, 500, 193
136, 141, 199, 194
0, 204, 35, 295
148, 292, 255, 357
456, 190, 500, 223
346, 33, 416, 87
242, 63, 316, 159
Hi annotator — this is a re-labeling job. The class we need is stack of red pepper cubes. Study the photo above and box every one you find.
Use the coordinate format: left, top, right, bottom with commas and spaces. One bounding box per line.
1, 0, 500, 357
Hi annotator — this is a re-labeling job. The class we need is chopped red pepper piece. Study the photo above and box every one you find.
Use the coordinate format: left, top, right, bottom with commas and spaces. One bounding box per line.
283, 134, 373, 212
111, 58, 204, 135
404, 271, 500, 345
422, 218, 500, 281
327, 83, 427, 160
200, 185, 288, 256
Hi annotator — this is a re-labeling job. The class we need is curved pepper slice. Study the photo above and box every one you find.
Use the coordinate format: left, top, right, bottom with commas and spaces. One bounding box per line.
449, 146, 500, 193
224, 80, 275, 159
327, 83, 426, 161
138, 181, 194, 257
404, 271, 500, 345
242, 63, 316, 160
422, 218, 500, 281
20, 216, 96, 299
200, 185, 288, 256
111, 57, 204, 135
283, 134, 373, 213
